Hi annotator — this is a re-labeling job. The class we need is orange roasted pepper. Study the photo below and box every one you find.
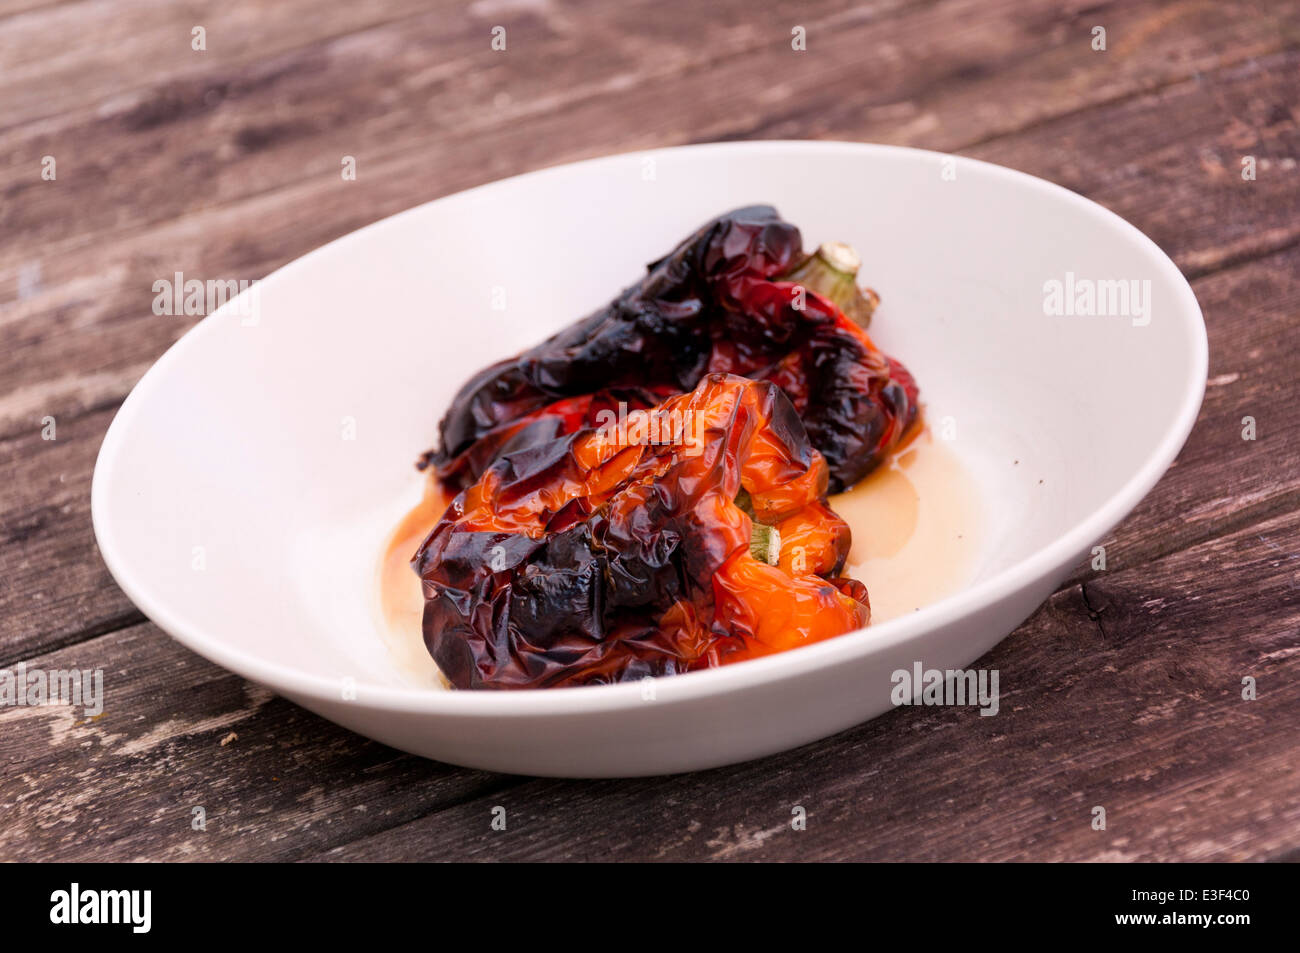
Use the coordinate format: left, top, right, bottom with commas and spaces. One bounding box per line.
415, 373, 869, 689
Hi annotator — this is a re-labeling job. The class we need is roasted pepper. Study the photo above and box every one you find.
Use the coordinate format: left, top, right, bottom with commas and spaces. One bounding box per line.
415, 374, 870, 690
421, 205, 919, 495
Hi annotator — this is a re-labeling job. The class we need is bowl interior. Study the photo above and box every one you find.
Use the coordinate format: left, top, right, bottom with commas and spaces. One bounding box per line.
92, 142, 1203, 696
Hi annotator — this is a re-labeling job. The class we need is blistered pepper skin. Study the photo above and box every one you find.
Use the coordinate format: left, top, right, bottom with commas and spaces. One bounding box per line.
415, 375, 870, 690
423, 206, 919, 494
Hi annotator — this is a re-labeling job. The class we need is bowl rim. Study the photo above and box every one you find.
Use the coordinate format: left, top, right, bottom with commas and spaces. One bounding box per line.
91, 139, 1208, 717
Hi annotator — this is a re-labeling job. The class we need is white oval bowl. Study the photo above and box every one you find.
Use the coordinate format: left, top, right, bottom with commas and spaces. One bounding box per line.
92, 141, 1206, 777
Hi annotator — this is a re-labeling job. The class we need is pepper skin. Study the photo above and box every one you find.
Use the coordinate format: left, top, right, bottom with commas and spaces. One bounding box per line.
421, 205, 919, 495
414, 374, 870, 690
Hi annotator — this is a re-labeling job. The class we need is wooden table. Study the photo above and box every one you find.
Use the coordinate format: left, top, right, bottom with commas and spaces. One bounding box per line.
2, 0, 1297, 862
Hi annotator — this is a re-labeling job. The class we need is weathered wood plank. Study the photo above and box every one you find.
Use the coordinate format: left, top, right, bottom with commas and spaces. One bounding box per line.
6, 0, 1294, 263
0, 622, 514, 861
0, 405, 142, 665
0, 0, 878, 258
4, 0, 1294, 281
319, 505, 1300, 862
0, 0, 440, 129
968, 54, 1300, 278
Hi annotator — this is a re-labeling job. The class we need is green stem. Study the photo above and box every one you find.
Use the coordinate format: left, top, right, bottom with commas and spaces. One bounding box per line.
749, 522, 782, 566
779, 241, 878, 328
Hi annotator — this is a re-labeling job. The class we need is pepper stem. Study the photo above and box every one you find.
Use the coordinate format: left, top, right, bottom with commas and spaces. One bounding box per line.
778, 241, 879, 327
749, 522, 782, 566
736, 488, 781, 565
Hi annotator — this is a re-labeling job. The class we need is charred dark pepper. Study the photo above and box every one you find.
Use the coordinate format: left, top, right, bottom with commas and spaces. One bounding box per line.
415, 374, 870, 690
421, 205, 919, 495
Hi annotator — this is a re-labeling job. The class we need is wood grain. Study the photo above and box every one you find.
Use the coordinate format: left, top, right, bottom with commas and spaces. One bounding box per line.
0, 405, 143, 666
1, 0, 1298, 861
0, 623, 512, 861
